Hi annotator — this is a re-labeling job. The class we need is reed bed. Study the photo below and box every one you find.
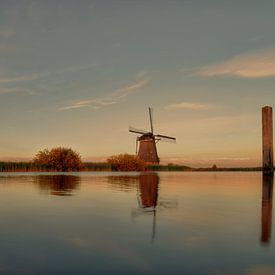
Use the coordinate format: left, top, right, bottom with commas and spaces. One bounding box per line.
0, 162, 112, 172
0, 162, 264, 172
0, 162, 54, 172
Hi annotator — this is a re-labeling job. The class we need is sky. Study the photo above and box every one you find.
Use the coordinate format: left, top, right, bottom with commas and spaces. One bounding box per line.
0, 0, 275, 167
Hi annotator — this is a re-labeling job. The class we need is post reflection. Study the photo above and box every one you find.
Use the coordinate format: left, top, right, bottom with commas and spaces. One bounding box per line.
261, 174, 274, 244
35, 175, 80, 196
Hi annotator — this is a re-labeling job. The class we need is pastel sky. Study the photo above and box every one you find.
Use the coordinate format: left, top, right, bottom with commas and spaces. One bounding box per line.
0, 0, 275, 167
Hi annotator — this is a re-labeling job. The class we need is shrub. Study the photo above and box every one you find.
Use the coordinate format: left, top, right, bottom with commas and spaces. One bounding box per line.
33, 147, 83, 172
107, 154, 146, 171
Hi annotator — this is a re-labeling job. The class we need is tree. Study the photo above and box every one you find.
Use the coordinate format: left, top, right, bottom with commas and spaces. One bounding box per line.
107, 154, 146, 171
33, 147, 83, 172
212, 164, 217, 170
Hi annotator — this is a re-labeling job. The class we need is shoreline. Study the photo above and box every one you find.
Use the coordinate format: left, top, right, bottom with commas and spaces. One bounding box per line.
0, 161, 264, 172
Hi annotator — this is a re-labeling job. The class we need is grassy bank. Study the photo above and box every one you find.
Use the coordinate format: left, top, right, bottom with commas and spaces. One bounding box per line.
0, 162, 193, 172
0, 162, 112, 172
0, 161, 264, 172
194, 167, 262, 172
148, 164, 193, 171
0, 162, 54, 172
82, 162, 112, 171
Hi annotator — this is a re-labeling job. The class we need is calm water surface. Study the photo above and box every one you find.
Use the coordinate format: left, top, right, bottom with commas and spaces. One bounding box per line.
0, 172, 274, 274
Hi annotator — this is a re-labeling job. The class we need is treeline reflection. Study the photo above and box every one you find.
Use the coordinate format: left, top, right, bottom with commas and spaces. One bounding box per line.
35, 175, 81, 196
107, 176, 139, 192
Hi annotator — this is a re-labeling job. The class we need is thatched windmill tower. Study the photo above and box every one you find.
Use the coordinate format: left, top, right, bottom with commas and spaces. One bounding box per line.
129, 107, 176, 164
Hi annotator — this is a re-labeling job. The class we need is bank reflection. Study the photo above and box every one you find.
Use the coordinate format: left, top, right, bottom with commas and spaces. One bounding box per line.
35, 175, 80, 196
107, 176, 139, 192
261, 174, 273, 245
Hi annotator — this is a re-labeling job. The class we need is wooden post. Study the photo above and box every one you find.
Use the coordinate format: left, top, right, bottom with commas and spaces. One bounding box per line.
262, 106, 274, 174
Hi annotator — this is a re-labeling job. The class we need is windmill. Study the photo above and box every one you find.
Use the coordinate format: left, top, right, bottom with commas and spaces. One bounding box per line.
129, 107, 176, 164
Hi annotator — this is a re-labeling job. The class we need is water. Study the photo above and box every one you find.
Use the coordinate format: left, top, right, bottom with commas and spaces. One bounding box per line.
0, 172, 274, 275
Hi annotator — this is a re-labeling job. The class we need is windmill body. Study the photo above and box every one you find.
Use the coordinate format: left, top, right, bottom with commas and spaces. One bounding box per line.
129, 108, 176, 164
138, 134, 159, 164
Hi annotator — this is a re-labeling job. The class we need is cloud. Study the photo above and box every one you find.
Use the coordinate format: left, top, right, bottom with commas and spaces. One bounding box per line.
0, 87, 25, 94
59, 99, 116, 111
0, 74, 39, 84
58, 104, 90, 111
0, 63, 96, 96
194, 48, 275, 78
59, 78, 149, 111
112, 79, 148, 99
0, 63, 96, 85
165, 102, 213, 110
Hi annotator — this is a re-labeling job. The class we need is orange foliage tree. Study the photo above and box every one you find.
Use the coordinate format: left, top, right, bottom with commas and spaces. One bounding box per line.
107, 154, 146, 171
33, 147, 83, 172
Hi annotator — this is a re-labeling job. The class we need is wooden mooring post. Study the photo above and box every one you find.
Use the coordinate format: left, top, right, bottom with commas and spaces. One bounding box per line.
262, 106, 274, 174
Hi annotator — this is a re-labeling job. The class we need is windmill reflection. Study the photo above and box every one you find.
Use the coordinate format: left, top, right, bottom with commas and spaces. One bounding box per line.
35, 175, 80, 196
138, 173, 159, 209
133, 173, 159, 241
108, 173, 177, 242
132, 173, 178, 242
261, 174, 273, 244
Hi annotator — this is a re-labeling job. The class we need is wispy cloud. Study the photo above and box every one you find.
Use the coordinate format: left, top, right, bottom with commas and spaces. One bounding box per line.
0, 74, 39, 84
112, 79, 148, 99
193, 48, 275, 78
0, 63, 95, 85
59, 99, 116, 111
0, 87, 25, 94
165, 102, 213, 111
59, 77, 149, 111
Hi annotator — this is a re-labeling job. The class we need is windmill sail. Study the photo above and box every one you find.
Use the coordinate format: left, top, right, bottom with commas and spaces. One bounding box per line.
155, 134, 176, 143
149, 107, 154, 134
129, 126, 149, 135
